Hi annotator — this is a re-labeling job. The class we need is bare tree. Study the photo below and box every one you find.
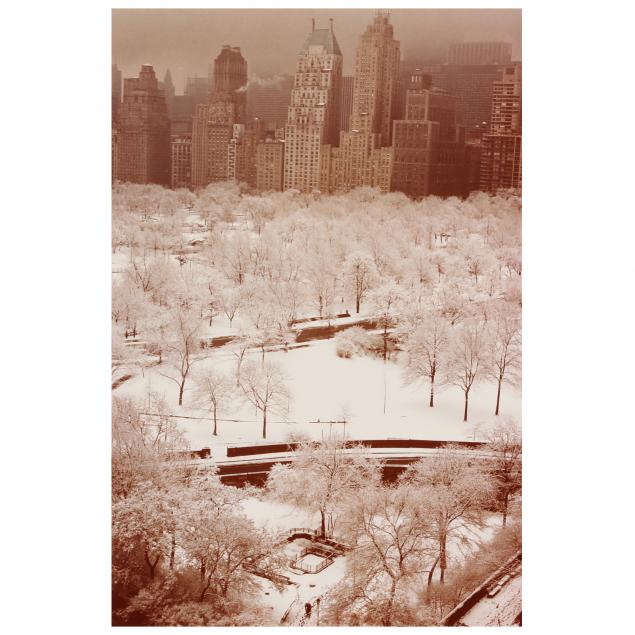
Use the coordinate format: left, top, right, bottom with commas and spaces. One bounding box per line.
267, 438, 380, 538
487, 303, 521, 416
485, 421, 522, 526
343, 251, 377, 314
194, 370, 233, 436
445, 319, 488, 422
403, 310, 449, 408
402, 446, 495, 584
159, 304, 203, 405
238, 361, 289, 439
331, 482, 435, 625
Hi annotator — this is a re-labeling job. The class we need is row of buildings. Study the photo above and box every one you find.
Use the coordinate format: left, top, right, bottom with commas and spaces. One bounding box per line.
112, 12, 521, 198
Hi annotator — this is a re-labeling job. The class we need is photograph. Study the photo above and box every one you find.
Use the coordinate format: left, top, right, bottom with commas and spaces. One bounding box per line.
111, 7, 522, 627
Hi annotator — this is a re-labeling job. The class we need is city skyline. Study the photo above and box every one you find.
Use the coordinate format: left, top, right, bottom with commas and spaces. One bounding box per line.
112, 8, 522, 93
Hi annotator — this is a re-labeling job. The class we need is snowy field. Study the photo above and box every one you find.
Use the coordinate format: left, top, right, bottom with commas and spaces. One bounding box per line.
113, 336, 520, 455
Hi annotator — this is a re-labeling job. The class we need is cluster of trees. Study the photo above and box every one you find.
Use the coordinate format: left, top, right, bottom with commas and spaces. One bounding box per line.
112, 391, 520, 626
112, 182, 520, 422
266, 425, 521, 626
112, 395, 287, 626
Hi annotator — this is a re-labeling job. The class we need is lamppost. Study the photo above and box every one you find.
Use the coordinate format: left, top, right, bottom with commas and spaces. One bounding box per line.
316, 597, 321, 625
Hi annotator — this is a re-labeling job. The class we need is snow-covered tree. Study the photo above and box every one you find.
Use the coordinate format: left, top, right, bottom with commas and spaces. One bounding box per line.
402, 446, 495, 584
342, 251, 377, 314
194, 370, 234, 437
266, 439, 380, 538
238, 361, 289, 439
402, 310, 449, 408
445, 318, 488, 422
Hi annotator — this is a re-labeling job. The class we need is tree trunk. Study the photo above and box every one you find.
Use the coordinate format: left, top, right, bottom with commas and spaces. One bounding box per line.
495, 374, 503, 415
463, 392, 469, 422
439, 536, 447, 584
502, 491, 509, 527
213, 404, 218, 436
320, 510, 326, 538
383, 578, 398, 626
356, 294, 360, 314
262, 407, 267, 439
170, 534, 176, 570
429, 369, 435, 407
427, 554, 440, 587
178, 378, 185, 406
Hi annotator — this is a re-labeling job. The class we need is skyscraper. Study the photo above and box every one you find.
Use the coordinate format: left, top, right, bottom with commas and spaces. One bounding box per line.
162, 68, 175, 116
339, 75, 354, 131
192, 46, 248, 188
480, 63, 521, 191
336, 12, 400, 191
283, 19, 342, 192
116, 64, 171, 185
391, 71, 466, 198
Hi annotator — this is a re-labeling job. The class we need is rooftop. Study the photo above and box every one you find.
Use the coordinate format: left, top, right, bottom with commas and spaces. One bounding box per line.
301, 28, 342, 56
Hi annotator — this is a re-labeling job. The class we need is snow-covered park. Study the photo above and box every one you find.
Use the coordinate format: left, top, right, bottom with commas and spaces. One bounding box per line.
112, 183, 522, 627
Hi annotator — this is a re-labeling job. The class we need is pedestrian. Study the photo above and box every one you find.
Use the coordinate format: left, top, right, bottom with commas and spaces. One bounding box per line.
305, 602, 312, 618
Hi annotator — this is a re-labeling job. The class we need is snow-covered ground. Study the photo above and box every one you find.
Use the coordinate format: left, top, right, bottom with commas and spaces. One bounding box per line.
113, 336, 521, 455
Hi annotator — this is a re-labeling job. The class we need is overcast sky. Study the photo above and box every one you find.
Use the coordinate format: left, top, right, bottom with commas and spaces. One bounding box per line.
112, 8, 521, 93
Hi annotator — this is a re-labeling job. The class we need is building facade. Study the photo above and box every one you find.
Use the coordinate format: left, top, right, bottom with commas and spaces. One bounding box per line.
480, 63, 521, 192
391, 74, 466, 199
171, 133, 192, 189
116, 64, 171, 185
335, 12, 400, 192
191, 46, 249, 188
256, 139, 285, 191
339, 75, 354, 131
448, 41, 512, 66
283, 21, 342, 192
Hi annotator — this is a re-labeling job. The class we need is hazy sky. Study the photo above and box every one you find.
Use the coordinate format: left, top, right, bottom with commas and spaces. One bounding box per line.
112, 8, 521, 93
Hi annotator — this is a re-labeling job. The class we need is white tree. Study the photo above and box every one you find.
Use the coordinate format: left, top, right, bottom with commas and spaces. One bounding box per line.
342, 251, 377, 314
486, 303, 521, 416
445, 318, 488, 422
267, 439, 380, 538
159, 304, 203, 406
403, 310, 449, 408
402, 446, 495, 584
238, 361, 289, 439
194, 370, 234, 437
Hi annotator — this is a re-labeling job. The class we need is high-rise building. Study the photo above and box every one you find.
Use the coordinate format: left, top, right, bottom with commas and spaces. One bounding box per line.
162, 68, 175, 116
335, 12, 400, 192
116, 64, 171, 185
192, 46, 249, 188
212, 45, 247, 123
391, 72, 466, 199
247, 75, 294, 129
256, 139, 285, 191
112, 64, 122, 123
448, 41, 512, 66
284, 20, 342, 193
480, 63, 521, 192
171, 134, 192, 189
339, 76, 354, 131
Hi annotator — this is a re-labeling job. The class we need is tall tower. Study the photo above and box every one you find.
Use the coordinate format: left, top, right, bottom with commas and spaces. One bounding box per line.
162, 68, 175, 117
335, 11, 400, 191
480, 63, 522, 192
116, 64, 171, 185
283, 19, 342, 193
350, 11, 400, 145
192, 46, 249, 188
